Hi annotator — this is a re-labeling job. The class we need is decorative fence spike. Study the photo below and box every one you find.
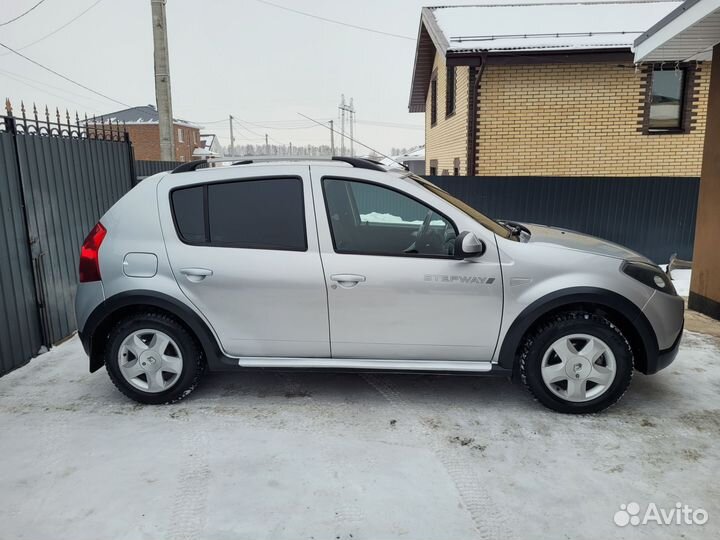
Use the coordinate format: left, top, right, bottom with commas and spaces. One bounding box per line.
5, 98, 12, 116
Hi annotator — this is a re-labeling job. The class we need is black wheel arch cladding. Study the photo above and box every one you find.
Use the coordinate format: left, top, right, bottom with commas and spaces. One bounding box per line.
498, 287, 659, 374
81, 290, 221, 373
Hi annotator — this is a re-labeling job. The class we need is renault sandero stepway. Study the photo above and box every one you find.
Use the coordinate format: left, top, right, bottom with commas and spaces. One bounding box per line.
75, 157, 684, 413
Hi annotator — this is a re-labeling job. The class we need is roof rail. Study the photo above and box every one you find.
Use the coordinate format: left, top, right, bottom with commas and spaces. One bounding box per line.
331, 156, 387, 171
169, 156, 390, 174
170, 160, 209, 174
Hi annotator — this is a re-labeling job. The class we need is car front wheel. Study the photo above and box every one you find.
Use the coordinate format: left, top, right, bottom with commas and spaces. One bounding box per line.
520, 311, 633, 414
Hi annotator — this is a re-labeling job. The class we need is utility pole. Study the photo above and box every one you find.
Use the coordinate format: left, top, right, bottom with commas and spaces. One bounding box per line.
329, 119, 335, 155
349, 97, 354, 157
339, 94, 346, 156
228, 114, 235, 157
265, 133, 269, 155
150, 0, 175, 161
338, 95, 355, 157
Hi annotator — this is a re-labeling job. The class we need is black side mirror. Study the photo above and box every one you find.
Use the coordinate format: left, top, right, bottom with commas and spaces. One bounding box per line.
454, 231, 485, 259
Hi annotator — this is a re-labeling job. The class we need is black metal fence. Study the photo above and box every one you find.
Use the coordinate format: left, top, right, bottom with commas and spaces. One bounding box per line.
428, 176, 699, 263
0, 101, 135, 375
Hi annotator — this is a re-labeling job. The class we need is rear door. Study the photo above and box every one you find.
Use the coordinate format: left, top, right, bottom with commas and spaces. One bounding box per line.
159, 166, 330, 358
310, 167, 503, 361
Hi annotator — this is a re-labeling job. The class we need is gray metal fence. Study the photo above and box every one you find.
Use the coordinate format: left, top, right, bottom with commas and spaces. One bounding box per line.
428, 176, 700, 263
135, 159, 183, 181
0, 105, 134, 375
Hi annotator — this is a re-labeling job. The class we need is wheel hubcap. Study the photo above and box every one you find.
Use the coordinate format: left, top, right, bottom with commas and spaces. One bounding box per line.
540, 334, 617, 403
118, 330, 183, 393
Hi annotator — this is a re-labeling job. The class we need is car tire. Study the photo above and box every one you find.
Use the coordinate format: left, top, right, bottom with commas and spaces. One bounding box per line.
105, 311, 205, 405
520, 311, 633, 414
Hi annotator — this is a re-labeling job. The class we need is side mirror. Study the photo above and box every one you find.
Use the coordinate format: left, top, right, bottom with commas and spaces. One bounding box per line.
454, 231, 485, 259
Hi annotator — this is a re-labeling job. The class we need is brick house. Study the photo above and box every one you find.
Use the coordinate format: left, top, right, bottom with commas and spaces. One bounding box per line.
90, 105, 202, 162
409, 1, 711, 177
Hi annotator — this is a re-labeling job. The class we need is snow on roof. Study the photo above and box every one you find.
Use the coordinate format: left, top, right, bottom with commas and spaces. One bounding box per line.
380, 146, 425, 167
427, 1, 682, 54
89, 105, 202, 129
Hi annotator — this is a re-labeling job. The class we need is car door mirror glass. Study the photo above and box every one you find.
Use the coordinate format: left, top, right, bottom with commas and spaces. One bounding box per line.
455, 231, 485, 259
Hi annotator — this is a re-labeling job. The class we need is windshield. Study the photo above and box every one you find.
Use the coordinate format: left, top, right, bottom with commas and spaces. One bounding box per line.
409, 175, 513, 239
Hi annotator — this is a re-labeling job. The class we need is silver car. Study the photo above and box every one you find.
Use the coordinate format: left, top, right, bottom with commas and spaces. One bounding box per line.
75, 157, 684, 413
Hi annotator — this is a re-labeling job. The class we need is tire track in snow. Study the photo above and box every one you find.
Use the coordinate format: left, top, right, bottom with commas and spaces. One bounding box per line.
362, 374, 510, 540
165, 413, 211, 540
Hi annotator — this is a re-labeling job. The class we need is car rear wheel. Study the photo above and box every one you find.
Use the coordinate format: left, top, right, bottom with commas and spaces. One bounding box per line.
105, 312, 205, 404
520, 312, 633, 414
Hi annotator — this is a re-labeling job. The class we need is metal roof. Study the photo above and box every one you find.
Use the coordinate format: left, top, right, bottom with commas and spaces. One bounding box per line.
634, 0, 720, 62
409, 1, 682, 112
90, 105, 202, 129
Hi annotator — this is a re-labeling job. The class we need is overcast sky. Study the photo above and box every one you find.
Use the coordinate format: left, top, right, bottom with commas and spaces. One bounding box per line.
1, 0, 659, 154
0, 0, 453, 153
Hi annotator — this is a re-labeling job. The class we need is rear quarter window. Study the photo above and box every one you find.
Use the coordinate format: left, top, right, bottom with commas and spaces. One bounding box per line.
171, 186, 205, 243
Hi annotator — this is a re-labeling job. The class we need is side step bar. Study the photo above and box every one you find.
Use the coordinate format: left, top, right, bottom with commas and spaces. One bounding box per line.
236, 358, 493, 372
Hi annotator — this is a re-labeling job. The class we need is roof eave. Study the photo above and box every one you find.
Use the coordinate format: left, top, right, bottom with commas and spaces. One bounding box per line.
408, 8, 451, 113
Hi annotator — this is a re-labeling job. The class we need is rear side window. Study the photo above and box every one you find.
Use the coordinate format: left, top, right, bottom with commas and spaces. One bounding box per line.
171, 177, 307, 251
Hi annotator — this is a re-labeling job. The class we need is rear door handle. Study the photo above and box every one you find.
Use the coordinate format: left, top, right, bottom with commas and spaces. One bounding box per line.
180, 267, 213, 282
330, 274, 366, 288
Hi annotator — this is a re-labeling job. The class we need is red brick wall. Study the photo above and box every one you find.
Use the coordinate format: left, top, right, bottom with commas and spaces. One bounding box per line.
95, 123, 200, 162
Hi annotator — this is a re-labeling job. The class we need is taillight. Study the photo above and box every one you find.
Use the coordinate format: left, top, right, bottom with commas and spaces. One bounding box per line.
79, 222, 107, 283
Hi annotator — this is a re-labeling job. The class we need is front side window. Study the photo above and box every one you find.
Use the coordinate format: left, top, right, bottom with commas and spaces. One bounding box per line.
171, 177, 307, 251
648, 68, 685, 131
323, 178, 456, 258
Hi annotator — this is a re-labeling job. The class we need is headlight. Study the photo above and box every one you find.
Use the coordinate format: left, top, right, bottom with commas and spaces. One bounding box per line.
621, 261, 677, 295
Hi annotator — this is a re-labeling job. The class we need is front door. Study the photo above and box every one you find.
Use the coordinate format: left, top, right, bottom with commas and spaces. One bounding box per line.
159, 169, 330, 358
311, 171, 503, 361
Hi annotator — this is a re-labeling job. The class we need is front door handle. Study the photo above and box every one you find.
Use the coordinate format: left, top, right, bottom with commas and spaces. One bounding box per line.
180, 267, 213, 282
330, 274, 366, 288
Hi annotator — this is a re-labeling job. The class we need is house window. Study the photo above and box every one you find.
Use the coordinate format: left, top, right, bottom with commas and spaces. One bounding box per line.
429, 159, 438, 175
648, 68, 686, 131
177, 128, 184, 143
446, 66, 456, 117
453, 158, 460, 176
430, 76, 438, 126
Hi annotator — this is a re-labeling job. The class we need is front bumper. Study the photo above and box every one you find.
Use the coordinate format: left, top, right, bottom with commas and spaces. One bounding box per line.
642, 321, 683, 374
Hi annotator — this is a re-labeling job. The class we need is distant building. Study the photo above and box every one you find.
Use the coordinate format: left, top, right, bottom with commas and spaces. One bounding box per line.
380, 146, 426, 174
409, 1, 711, 177
90, 105, 202, 162
193, 133, 222, 160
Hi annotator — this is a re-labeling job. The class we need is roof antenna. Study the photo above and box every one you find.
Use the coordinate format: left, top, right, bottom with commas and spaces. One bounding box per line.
297, 112, 409, 171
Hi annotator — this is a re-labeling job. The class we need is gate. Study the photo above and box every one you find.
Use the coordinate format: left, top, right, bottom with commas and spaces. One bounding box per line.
0, 102, 135, 375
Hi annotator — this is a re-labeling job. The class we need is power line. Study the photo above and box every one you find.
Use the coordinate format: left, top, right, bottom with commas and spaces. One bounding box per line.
0, 0, 104, 56
0, 67, 112, 108
0, 0, 49, 27
0, 40, 130, 107
251, 0, 414, 41
0, 70, 103, 113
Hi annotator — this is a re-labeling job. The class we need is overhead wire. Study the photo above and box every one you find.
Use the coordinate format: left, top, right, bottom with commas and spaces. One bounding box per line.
0, 40, 130, 107
251, 0, 414, 41
0, 0, 49, 27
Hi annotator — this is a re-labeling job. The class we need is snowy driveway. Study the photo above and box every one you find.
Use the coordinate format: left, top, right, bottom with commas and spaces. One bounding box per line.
1, 331, 719, 540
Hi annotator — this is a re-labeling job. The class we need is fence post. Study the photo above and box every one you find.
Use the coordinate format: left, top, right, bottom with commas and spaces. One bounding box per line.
124, 131, 138, 187
3, 103, 51, 348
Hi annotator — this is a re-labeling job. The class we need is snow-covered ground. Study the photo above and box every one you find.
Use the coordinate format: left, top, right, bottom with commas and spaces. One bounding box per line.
1, 331, 719, 540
